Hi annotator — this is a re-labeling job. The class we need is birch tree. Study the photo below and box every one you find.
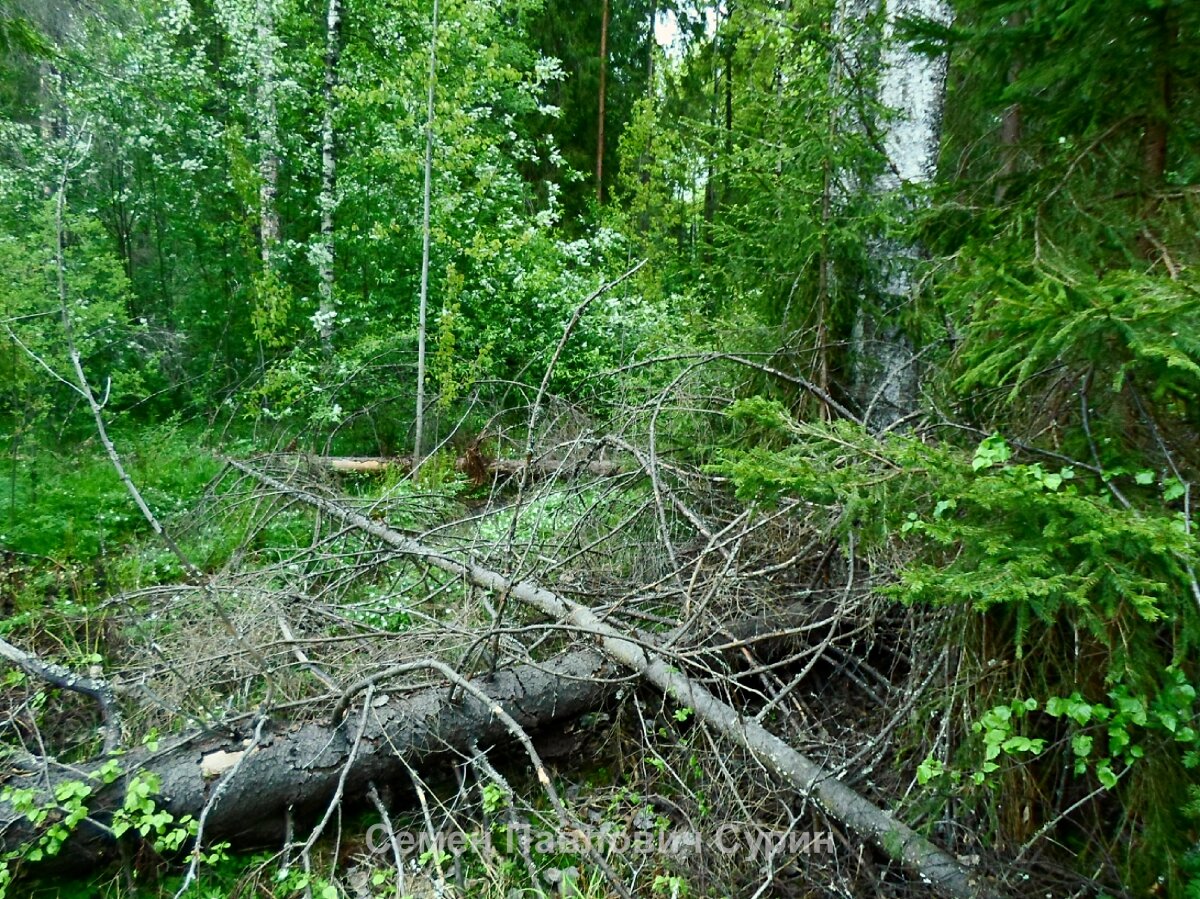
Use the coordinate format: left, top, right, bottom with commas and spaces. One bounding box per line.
215, 0, 283, 277
314, 0, 341, 349
254, 0, 281, 275
835, 0, 953, 430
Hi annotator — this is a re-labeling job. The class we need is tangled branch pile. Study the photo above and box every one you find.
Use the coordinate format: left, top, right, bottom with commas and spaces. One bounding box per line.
10, 365, 1178, 898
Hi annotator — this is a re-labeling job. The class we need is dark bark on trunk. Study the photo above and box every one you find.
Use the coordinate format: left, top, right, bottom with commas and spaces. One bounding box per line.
0, 651, 615, 868
1136, 6, 1175, 264
646, 0, 656, 87
224, 461, 997, 899
2, 459, 992, 897
993, 10, 1025, 204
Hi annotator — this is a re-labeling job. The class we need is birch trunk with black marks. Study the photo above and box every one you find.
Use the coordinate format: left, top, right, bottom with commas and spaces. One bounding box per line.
315, 0, 342, 348
836, 0, 953, 430
256, 0, 281, 273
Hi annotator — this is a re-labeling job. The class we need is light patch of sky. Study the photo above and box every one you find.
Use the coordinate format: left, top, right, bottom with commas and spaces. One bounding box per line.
654, 8, 685, 56
654, 3, 721, 60
651, 2, 722, 205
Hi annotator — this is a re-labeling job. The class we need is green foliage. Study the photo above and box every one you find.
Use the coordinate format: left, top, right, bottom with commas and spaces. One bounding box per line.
947, 254, 1200, 426
0, 201, 150, 429
0, 0, 1195, 894
526, 0, 658, 217
0, 424, 221, 566
722, 414, 1197, 666
718, 404, 1200, 889
0, 765, 219, 897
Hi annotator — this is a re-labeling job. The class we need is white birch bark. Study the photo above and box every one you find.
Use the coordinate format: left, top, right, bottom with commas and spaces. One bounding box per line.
835, 0, 953, 430
315, 0, 342, 347
255, 0, 281, 274
215, 0, 284, 274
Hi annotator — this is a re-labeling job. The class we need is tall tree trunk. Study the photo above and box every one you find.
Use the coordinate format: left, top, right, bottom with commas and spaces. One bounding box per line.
37, 61, 58, 143
836, 0, 953, 431
646, 0, 656, 88
993, 9, 1025, 204
255, 0, 281, 274
635, 0, 657, 235
414, 0, 439, 460
702, 32, 718, 260
316, 0, 342, 349
723, 5, 733, 158
1136, 5, 1175, 265
37, 60, 62, 202
595, 0, 609, 204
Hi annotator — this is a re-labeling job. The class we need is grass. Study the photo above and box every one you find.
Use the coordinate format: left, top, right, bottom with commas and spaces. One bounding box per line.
1, 421, 225, 564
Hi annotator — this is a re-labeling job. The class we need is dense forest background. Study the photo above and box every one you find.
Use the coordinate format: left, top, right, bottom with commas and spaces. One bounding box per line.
0, 0, 1197, 896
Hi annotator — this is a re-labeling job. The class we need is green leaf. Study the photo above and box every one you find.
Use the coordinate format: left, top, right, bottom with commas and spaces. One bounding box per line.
1108, 727, 1129, 754
916, 757, 943, 784
1045, 696, 1069, 717
1068, 699, 1094, 725
972, 434, 1012, 471
1115, 695, 1148, 726
1002, 736, 1036, 753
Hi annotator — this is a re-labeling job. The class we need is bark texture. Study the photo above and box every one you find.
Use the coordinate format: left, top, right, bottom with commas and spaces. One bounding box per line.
315, 0, 342, 346
836, 0, 954, 430
255, 0, 280, 271
0, 651, 615, 866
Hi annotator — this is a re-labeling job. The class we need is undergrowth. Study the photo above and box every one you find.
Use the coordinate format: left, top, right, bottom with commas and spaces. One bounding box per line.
718, 398, 1200, 893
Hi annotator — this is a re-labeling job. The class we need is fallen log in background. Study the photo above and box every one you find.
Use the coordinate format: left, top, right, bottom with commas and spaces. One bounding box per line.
281, 453, 622, 481
229, 459, 1000, 899
0, 650, 615, 868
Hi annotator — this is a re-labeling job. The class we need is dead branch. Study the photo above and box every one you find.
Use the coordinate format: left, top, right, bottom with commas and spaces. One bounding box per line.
0, 637, 122, 754
227, 459, 999, 899
277, 453, 622, 481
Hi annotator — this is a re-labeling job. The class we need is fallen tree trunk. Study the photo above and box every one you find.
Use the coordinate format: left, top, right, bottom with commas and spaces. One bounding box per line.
0, 582, 837, 874
279, 453, 622, 480
0, 650, 616, 868
228, 459, 1000, 899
